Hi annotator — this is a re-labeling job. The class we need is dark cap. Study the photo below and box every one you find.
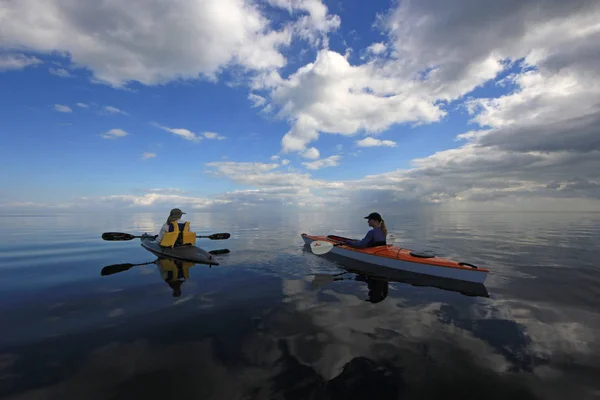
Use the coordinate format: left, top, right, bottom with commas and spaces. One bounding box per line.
364, 212, 382, 221
169, 208, 186, 216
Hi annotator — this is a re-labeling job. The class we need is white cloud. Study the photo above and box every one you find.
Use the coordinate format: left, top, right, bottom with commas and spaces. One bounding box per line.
356, 137, 397, 148
152, 123, 202, 142
3, 0, 600, 211
103, 106, 128, 115
85, 193, 231, 209
146, 188, 185, 194
267, 0, 341, 47
102, 128, 128, 139
203, 132, 226, 140
281, 159, 290, 166
248, 93, 266, 108
302, 155, 341, 170
270, 155, 280, 161
205, 161, 344, 189
141, 152, 156, 160
366, 42, 386, 55
53, 104, 72, 113
270, 50, 446, 155
0, 53, 42, 71
302, 147, 320, 159
0, 0, 295, 87
76, 102, 89, 108
49, 68, 71, 77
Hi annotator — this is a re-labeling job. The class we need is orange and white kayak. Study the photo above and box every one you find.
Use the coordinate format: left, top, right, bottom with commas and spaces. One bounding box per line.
301, 234, 489, 284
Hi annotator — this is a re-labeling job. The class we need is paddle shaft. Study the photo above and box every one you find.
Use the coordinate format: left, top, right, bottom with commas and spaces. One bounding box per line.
101, 232, 230, 241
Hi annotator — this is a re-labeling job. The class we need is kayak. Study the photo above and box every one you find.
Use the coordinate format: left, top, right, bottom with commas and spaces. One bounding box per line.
140, 237, 218, 265
301, 233, 488, 284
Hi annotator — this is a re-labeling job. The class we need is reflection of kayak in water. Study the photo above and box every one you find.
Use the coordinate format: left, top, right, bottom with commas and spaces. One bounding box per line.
155, 257, 196, 298
309, 254, 489, 299
100, 248, 229, 297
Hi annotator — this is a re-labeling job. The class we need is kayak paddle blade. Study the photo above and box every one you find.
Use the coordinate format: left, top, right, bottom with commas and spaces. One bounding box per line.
310, 241, 334, 255
101, 263, 135, 276
200, 233, 231, 240
208, 248, 230, 255
102, 232, 136, 241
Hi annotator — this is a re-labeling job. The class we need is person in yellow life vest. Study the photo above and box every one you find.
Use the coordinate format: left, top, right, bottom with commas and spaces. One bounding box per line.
153, 208, 197, 248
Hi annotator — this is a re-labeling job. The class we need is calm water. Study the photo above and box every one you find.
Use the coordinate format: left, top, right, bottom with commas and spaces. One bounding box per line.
1, 211, 599, 399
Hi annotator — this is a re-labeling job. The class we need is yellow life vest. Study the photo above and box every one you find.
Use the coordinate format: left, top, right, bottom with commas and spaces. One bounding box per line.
157, 258, 195, 281
159, 221, 196, 248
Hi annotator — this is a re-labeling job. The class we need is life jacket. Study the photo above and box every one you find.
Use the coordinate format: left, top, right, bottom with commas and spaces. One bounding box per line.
157, 258, 195, 281
159, 221, 196, 248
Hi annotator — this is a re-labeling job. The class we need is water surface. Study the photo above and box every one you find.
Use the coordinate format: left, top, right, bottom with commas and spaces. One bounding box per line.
1, 211, 599, 399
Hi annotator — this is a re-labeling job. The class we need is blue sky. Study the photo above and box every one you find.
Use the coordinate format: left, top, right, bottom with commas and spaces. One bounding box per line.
1, 0, 599, 212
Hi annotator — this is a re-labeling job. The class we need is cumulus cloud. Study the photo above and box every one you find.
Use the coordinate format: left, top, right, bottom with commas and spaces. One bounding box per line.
0, 0, 308, 87
76, 102, 89, 108
205, 161, 344, 189
102, 128, 128, 139
249, 93, 267, 108
366, 42, 386, 55
356, 137, 397, 148
53, 104, 72, 113
270, 50, 445, 155
0, 53, 42, 71
3, 0, 600, 210
267, 0, 341, 47
49, 67, 71, 77
302, 155, 341, 170
302, 147, 320, 160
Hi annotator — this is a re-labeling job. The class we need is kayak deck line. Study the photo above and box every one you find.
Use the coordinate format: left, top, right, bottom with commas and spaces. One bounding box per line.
302, 233, 489, 284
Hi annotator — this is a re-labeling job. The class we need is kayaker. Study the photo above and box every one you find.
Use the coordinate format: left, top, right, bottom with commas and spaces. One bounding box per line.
153, 208, 196, 248
345, 212, 388, 248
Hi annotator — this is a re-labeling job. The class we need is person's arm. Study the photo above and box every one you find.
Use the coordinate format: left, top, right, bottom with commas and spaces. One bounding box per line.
346, 230, 374, 248
154, 224, 167, 242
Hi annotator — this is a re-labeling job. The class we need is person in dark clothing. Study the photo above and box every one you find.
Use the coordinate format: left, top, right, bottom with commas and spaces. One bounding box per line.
346, 212, 388, 248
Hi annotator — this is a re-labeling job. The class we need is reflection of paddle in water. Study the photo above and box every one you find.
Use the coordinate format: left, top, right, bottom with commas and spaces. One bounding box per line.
99, 248, 230, 297
311, 272, 390, 303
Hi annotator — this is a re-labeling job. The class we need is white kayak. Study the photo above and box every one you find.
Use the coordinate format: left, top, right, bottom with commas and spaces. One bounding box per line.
141, 237, 218, 265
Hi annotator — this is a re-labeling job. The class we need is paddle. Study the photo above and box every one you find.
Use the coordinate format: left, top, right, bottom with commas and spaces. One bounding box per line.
101, 261, 155, 276
101, 249, 229, 276
310, 240, 343, 255
208, 248, 230, 255
101, 232, 231, 241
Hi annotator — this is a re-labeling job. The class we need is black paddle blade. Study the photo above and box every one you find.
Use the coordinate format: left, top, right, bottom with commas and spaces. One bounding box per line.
208, 248, 230, 255
102, 232, 136, 241
202, 233, 230, 240
101, 263, 135, 276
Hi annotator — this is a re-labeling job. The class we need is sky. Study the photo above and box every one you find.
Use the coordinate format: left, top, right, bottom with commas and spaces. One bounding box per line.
1, 0, 599, 213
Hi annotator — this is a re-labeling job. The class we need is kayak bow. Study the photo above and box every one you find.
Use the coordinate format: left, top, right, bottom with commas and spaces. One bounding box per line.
301, 233, 488, 284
